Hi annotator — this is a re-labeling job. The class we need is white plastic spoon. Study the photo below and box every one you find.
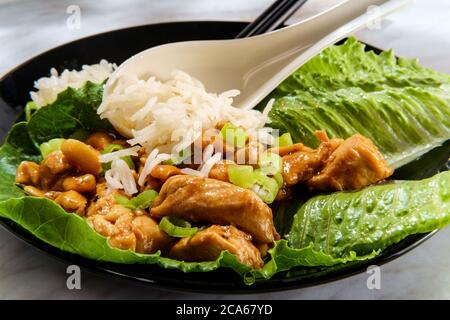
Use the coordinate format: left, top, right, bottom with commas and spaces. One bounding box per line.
104, 0, 411, 114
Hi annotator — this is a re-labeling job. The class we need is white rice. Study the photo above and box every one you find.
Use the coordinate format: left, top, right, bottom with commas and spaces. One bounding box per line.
202, 144, 215, 163
138, 149, 171, 186
30, 59, 116, 108
30, 61, 276, 191
99, 146, 140, 163
180, 168, 204, 177
199, 152, 223, 177
98, 70, 274, 154
105, 158, 138, 195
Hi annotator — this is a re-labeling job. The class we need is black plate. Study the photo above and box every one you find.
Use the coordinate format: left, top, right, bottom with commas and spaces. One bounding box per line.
0, 21, 448, 293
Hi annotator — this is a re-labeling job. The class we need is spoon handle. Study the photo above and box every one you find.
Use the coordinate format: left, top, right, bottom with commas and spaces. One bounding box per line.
238, 0, 412, 110
235, 0, 308, 38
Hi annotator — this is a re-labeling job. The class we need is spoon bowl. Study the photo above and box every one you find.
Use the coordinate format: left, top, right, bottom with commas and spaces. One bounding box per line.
104, 0, 411, 112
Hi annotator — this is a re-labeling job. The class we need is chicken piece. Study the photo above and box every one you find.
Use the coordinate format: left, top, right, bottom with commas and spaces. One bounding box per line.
22, 185, 62, 200
109, 211, 137, 251
151, 175, 279, 243
282, 150, 322, 186
39, 151, 72, 189
150, 165, 182, 182
44, 191, 61, 200
87, 191, 173, 253
62, 174, 96, 193
85, 132, 114, 151
87, 206, 137, 251
281, 131, 344, 186
93, 179, 107, 198
140, 177, 163, 193
16, 161, 40, 186
315, 131, 344, 159
275, 186, 292, 202
109, 232, 137, 251
307, 134, 393, 191
54, 190, 87, 216
208, 160, 234, 182
86, 194, 130, 222
87, 215, 119, 237
169, 225, 264, 268
132, 215, 174, 254
87, 194, 115, 217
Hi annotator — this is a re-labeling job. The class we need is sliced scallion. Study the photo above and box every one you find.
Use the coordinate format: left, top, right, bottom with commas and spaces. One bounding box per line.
114, 189, 159, 210
275, 132, 293, 147
273, 172, 284, 188
220, 123, 248, 149
102, 143, 135, 170
258, 152, 282, 175
164, 147, 192, 165
159, 216, 198, 238
39, 138, 65, 157
252, 169, 280, 204
25, 101, 38, 121
227, 165, 255, 189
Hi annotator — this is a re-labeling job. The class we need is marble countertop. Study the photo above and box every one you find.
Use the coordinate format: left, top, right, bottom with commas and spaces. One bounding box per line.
1, 0, 449, 299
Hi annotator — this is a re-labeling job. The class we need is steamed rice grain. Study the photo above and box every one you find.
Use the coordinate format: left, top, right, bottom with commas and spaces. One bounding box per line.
30, 59, 116, 108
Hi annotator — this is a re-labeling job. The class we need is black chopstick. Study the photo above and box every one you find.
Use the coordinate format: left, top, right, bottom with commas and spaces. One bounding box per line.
235, 0, 308, 39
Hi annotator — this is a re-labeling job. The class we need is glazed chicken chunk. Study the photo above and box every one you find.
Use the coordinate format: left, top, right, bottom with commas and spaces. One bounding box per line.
307, 134, 394, 191
281, 134, 343, 186
87, 194, 173, 253
281, 131, 393, 191
169, 225, 264, 269
151, 175, 279, 243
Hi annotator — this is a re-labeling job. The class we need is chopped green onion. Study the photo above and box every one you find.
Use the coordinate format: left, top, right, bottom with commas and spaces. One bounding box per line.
227, 165, 255, 189
25, 101, 38, 121
130, 190, 158, 209
114, 189, 159, 210
164, 147, 192, 165
159, 216, 198, 238
102, 144, 135, 170
258, 152, 282, 175
252, 169, 280, 204
70, 128, 90, 141
273, 172, 284, 188
39, 138, 65, 157
220, 123, 248, 149
228, 165, 282, 203
103, 144, 124, 154
122, 157, 135, 170
114, 195, 131, 207
275, 132, 293, 147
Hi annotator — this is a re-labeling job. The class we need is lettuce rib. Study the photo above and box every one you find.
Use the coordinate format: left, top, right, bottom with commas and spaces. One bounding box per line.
268, 37, 450, 168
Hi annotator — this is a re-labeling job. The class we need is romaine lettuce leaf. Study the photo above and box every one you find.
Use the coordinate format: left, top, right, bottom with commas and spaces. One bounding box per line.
268, 171, 450, 273
268, 37, 450, 168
